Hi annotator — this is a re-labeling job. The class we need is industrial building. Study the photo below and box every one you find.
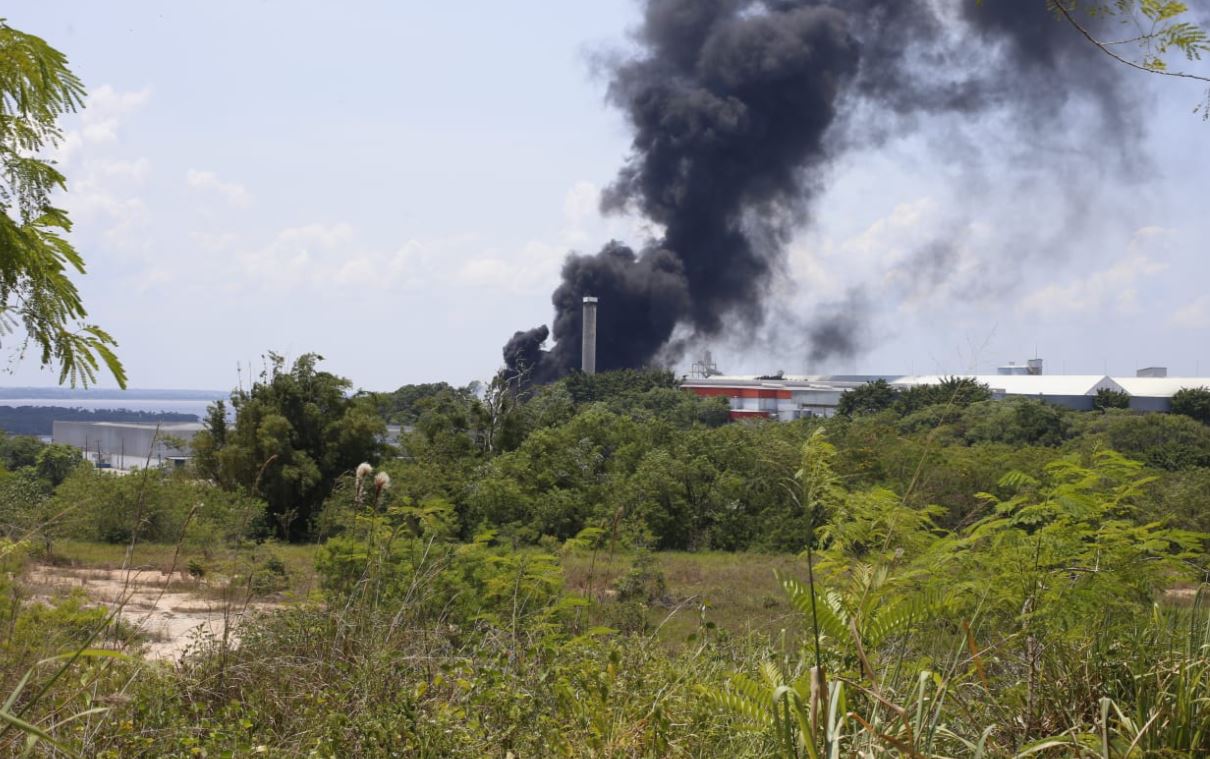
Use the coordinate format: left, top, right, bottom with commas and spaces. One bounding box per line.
681, 362, 1209, 421
52, 421, 203, 470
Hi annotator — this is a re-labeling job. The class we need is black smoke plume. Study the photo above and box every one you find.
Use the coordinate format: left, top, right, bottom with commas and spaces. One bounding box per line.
505, 0, 1133, 382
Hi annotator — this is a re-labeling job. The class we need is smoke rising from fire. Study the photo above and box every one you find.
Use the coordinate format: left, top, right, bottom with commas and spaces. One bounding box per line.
504, 0, 1135, 382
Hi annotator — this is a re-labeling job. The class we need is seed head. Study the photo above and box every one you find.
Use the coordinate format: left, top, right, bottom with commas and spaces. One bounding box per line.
374, 471, 391, 494
356, 462, 373, 482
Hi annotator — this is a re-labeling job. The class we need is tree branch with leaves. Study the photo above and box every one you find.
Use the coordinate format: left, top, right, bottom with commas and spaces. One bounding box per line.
1049, 0, 1210, 115
0, 20, 125, 387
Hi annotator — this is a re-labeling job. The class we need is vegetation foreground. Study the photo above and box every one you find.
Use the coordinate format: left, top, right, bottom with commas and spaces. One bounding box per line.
0, 363, 1208, 756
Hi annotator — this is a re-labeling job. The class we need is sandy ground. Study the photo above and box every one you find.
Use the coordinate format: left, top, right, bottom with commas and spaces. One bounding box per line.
24, 565, 278, 661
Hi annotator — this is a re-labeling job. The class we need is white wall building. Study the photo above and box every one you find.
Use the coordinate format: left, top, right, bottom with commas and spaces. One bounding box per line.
52, 421, 203, 470
682, 368, 1209, 419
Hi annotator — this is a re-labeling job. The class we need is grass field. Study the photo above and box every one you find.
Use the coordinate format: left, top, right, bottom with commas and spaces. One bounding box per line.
562, 549, 806, 644
36, 540, 808, 644
42, 539, 323, 599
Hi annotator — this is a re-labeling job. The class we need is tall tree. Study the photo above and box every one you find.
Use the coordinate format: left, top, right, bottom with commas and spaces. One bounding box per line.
191, 353, 384, 540
1171, 386, 1210, 426
836, 380, 899, 417
0, 21, 123, 386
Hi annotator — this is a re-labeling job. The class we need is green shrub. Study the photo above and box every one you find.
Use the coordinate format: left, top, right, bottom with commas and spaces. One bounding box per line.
49, 467, 263, 547
615, 549, 667, 604
1172, 386, 1210, 425
1093, 386, 1132, 411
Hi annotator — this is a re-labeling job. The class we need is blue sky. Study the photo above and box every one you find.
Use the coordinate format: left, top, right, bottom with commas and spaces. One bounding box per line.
6, 2, 1210, 391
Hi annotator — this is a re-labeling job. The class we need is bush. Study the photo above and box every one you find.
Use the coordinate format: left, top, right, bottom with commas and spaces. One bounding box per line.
1078, 412, 1210, 470
49, 466, 264, 546
836, 379, 898, 417
614, 549, 667, 604
960, 398, 1072, 446
895, 376, 992, 415
1172, 386, 1210, 425
1093, 386, 1131, 411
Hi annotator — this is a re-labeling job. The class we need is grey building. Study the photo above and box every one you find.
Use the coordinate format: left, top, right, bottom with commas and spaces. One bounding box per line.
52, 421, 203, 470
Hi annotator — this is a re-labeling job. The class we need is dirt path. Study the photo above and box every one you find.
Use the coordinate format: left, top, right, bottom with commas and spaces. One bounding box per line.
24, 565, 279, 661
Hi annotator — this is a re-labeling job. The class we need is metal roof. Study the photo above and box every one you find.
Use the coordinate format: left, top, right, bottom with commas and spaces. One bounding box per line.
1109, 377, 1210, 398
51, 421, 204, 432
683, 373, 1210, 400
890, 375, 1123, 397
680, 375, 873, 390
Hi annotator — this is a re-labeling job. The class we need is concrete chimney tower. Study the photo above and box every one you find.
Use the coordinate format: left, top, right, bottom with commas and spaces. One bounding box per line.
581, 296, 598, 375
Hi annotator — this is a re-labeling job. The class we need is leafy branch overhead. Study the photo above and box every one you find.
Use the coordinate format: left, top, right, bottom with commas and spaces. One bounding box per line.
0, 20, 124, 387
1053, 1, 1210, 107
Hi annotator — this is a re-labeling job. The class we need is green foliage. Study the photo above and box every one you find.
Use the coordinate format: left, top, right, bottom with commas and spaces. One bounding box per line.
836, 379, 899, 417
1093, 386, 1132, 410
895, 376, 992, 416
0, 20, 124, 387
0, 468, 52, 545
7, 368, 1210, 755
34, 442, 81, 486
47, 466, 262, 546
559, 367, 678, 405
947, 450, 1203, 631
614, 548, 667, 603
1171, 385, 1210, 425
959, 398, 1073, 446
368, 381, 473, 425
315, 474, 568, 629
1077, 410, 1210, 470
1095, 0, 1210, 69
4, 438, 1210, 756
1144, 466, 1210, 533
0, 431, 45, 471
700, 445, 1208, 758
191, 352, 385, 539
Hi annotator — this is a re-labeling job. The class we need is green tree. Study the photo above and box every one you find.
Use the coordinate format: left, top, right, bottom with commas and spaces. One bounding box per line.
1171, 386, 1210, 425
33, 443, 80, 486
1078, 410, 1210, 470
1093, 386, 1132, 410
370, 381, 471, 425
960, 398, 1072, 446
895, 376, 992, 416
190, 353, 385, 540
0, 432, 44, 470
0, 21, 123, 386
560, 368, 678, 405
0, 468, 52, 547
836, 379, 899, 417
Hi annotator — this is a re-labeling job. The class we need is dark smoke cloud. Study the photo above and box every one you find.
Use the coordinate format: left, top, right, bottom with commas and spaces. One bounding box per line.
807, 289, 868, 366
505, 0, 1135, 380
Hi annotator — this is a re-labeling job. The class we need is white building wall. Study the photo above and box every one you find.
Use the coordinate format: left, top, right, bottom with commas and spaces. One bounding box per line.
52, 422, 202, 468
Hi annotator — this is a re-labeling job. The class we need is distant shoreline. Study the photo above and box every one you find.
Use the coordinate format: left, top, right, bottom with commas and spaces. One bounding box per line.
0, 399, 216, 437
0, 387, 226, 401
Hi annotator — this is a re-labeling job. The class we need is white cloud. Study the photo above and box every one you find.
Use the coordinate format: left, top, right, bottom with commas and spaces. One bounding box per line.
186, 169, 253, 208
456, 240, 566, 294
53, 85, 151, 166
49, 86, 154, 253
841, 197, 940, 266
558, 180, 658, 249
562, 180, 599, 244
236, 224, 439, 292
1019, 226, 1175, 317
1170, 295, 1210, 330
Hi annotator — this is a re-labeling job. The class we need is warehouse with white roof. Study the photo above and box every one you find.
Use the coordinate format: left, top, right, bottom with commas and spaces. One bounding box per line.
681, 360, 1209, 420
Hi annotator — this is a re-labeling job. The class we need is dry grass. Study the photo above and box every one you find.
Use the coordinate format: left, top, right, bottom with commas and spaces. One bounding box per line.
43, 540, 320, 599
562, 550, 806, 645
45, 541, 807, 645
